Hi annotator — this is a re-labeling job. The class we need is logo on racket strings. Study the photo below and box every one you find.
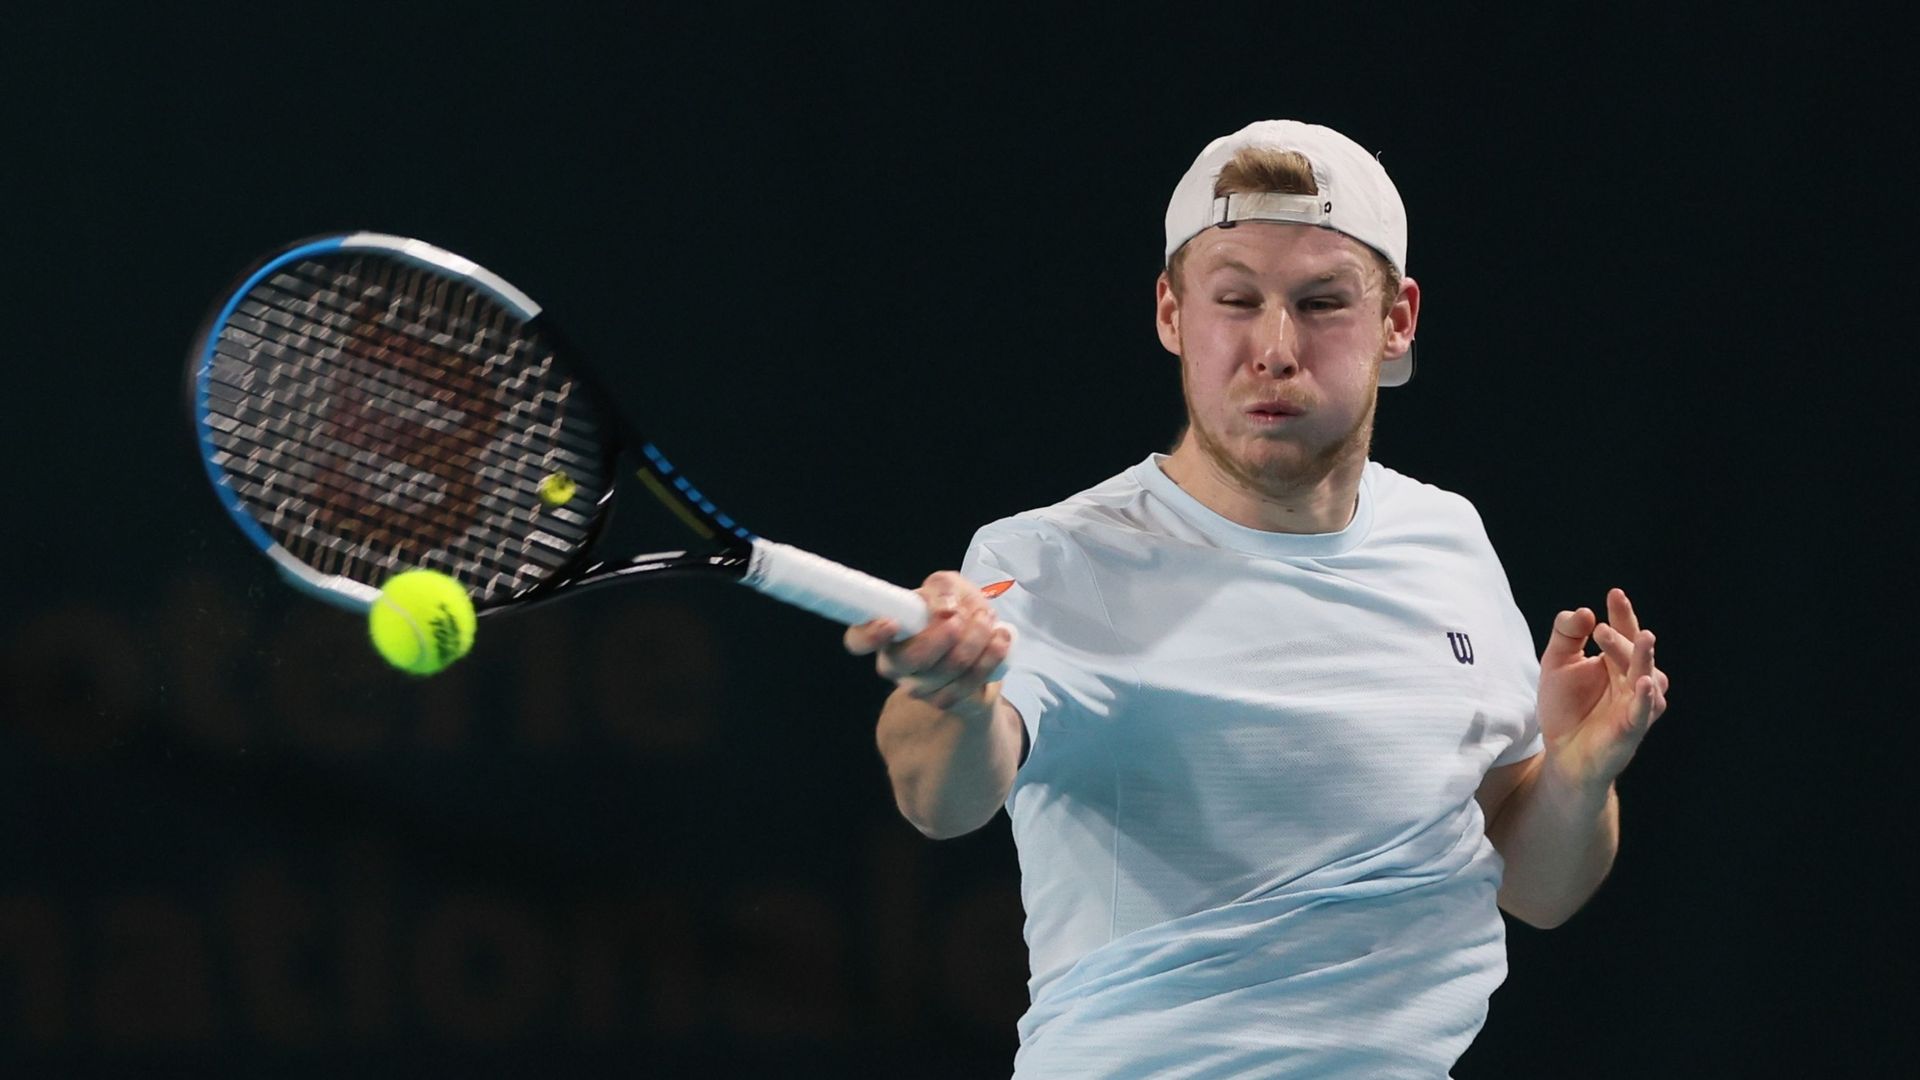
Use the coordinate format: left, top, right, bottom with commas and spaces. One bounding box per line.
311, 304, 507, 555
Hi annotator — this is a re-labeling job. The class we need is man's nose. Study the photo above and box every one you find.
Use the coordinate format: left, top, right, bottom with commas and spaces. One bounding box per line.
1251, 306, 1299, 376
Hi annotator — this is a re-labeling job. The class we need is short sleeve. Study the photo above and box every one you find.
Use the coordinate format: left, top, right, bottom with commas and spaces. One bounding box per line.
1466, 507, 1542, 768
961, 516, 1123, 756
1489, 594, 1544, 766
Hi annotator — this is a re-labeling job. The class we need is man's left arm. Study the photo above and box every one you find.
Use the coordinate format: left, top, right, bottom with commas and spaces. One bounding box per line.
1477, 588, 1670, 929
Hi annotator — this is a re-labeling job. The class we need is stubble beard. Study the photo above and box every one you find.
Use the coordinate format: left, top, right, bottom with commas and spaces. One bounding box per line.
1179, 359, 1380, 503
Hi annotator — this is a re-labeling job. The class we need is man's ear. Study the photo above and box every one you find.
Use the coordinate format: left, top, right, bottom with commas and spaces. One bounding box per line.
1155, 270, 1181, 357
1384, 275, 1420, 359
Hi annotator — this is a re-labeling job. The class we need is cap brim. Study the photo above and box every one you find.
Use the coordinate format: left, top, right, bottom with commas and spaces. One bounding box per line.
1380, 345, 1415, 388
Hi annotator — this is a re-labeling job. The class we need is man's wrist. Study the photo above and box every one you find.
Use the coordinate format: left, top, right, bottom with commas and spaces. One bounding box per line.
1536, 753, 1616, 817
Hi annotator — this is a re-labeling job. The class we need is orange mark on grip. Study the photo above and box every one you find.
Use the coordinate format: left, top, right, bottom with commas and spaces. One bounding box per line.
981, 580, 1015, 598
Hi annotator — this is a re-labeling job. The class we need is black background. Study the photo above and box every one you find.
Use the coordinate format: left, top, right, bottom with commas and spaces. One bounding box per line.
2, 6, 1903, 1077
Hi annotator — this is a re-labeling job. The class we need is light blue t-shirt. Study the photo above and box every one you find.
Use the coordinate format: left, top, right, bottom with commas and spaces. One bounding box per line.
962, 456, 1543, 1079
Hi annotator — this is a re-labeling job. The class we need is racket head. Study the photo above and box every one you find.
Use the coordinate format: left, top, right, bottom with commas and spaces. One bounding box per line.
187, 232, 629, 612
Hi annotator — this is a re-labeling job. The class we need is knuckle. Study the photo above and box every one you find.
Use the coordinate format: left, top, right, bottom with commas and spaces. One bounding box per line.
952, 623, 991, 663
922, 570, 968, 593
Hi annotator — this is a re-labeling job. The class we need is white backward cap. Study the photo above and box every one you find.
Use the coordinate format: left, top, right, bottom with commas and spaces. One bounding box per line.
1164, 120, 1413, 387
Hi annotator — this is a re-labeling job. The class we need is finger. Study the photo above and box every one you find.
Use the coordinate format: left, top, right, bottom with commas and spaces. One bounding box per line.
1608, 588, 1641, 638
1542, 608, 1596, 667
895, 607, 991, 688
948, 592, 992, 628
924, 625, 1015, 711
893, 646, 964, 698
876, 607, 965, 680
844, 618, 899, 656
918, 572, 1008, 639
1627, 675, 1657, 734
1629, 628, 1657, 685
936, 577, 1007, 639
919, 570, 976, 613
1591, 622, 1635, 673
942, 607, 999, 674
920, 589, 961, 620
904, 609, 996, 701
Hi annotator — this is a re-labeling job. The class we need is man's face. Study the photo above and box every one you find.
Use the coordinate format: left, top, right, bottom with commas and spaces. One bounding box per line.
1156, 223, 1416, 499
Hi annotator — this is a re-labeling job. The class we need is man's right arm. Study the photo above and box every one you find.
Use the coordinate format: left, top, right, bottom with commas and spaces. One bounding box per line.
874, 684, 1024, 839
846, 571, 1021, 839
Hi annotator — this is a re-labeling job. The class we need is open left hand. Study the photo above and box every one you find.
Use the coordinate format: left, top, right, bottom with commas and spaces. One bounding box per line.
1536, 588, 1671, 792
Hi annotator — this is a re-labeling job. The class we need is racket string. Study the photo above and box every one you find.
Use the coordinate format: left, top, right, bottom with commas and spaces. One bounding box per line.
208, 329, 553, 560
242, 273, 607, 469
200, 253, 611, 602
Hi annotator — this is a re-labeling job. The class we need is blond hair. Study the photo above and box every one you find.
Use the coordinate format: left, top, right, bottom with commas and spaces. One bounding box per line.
1166, 147, 1401, 313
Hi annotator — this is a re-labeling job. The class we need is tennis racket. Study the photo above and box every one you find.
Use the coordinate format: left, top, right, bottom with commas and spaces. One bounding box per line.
186, 231, 940, 638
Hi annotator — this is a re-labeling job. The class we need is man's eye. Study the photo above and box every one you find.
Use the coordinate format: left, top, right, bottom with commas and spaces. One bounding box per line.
1217, 296, 1256, 308
1300, 296, 1346, 312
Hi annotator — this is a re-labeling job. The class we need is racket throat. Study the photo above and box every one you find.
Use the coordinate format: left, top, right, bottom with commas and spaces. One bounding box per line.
584, 549, 753, 586
620, 550, 752, 576
483, 549, 753, 615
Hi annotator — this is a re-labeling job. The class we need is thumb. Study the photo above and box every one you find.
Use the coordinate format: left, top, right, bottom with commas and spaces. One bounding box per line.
1541, 608, 1594, 668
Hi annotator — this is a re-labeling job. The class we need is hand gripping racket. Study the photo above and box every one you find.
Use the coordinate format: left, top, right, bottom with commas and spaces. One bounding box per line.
186, 232, 939, 638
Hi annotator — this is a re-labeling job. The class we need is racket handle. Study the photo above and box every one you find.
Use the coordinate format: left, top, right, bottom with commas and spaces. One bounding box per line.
743, 540, 1016, 683
744, 539, 931, 635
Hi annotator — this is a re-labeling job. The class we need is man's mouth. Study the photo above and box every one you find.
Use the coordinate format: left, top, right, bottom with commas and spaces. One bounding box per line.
1245, 399, 1305, 421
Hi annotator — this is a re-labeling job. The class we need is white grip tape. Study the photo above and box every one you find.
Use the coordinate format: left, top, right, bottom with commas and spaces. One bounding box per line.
744, 539, 931, 634
743, 539, 1016, 681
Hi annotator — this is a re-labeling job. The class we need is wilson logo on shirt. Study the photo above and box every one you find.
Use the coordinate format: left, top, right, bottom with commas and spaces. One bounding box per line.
981, 580, 1015, 599
1447, 631, 1475, 665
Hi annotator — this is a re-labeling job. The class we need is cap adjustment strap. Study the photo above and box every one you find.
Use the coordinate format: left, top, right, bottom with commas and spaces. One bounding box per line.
1209, 192, 1334, 230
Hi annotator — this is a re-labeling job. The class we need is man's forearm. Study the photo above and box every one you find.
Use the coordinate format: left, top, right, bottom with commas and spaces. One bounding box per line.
874, 685, 1023, 840
1485, 762, 1620, 929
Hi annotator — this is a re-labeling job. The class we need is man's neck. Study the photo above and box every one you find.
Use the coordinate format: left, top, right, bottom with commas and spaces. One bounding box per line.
1159, 439, 1365, 535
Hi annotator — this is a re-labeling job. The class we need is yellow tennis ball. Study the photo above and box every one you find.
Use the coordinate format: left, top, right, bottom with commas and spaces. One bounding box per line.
537, 470, 577, 507
367, 570, 476, 675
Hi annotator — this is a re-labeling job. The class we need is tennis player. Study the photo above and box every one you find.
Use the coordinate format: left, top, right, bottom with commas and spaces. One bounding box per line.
847, 119, 1670, 1078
